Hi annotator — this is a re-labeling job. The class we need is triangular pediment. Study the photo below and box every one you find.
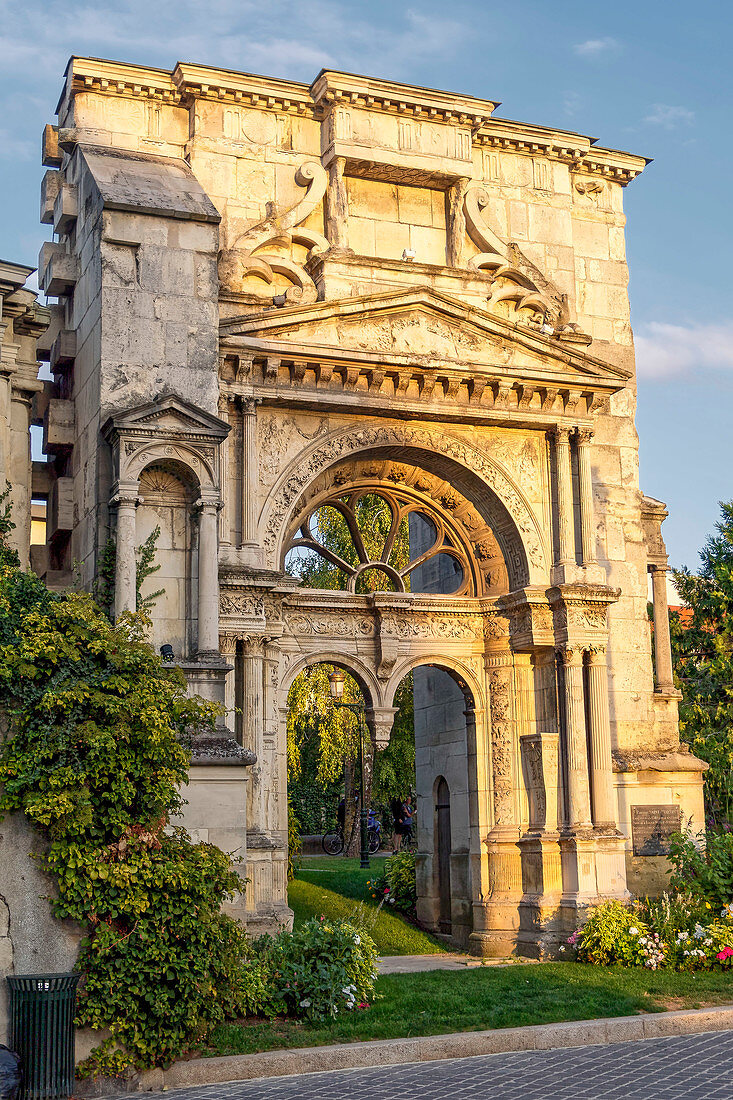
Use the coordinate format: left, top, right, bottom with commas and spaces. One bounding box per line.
220, 287, 630, 385
102, 393, 230, 441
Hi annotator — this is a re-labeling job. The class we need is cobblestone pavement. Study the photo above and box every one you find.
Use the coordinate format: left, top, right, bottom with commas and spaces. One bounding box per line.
135, 1031, 733, 1099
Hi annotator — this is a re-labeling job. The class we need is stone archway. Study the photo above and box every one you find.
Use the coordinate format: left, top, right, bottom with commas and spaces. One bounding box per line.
261, 423, 549, 587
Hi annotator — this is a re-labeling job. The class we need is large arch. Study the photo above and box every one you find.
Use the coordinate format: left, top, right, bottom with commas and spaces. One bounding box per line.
260, 423, 549, 588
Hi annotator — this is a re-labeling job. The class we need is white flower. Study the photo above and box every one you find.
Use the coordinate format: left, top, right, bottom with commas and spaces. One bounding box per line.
354, 935, 361, 945
629, 926, 639, 935
300, 999, 311, 1008
559, 946, 566, 953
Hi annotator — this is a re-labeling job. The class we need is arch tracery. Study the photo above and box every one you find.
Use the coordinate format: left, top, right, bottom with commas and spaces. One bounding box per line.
263, 423, 548, 588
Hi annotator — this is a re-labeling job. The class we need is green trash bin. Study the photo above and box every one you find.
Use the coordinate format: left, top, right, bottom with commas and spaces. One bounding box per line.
6, 974, 79, 1100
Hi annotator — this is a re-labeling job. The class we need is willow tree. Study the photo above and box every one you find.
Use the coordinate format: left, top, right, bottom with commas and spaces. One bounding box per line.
285, 493, 415, 851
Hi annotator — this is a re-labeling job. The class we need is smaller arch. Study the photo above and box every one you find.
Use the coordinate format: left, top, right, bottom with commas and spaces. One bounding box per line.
281, 649, 382, 711
383, 654, 482, 714
122, 441, 217, 495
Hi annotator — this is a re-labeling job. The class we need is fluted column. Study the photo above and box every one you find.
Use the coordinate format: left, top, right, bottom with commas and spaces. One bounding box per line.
113, 486, 139, 619
218, 394, 231, 546
242, 637, 265, 831
197, 498, 220, 656
586, 645, 617, 828
559, 647, 592, 828
553, 427, 574, 566
240, 397, 259, 547
576, 429, 597, 566
219, 633, 238, 717
650, 564, 675, 692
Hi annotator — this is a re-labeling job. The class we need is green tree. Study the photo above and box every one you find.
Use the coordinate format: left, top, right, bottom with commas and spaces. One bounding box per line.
672, 500, 733, 824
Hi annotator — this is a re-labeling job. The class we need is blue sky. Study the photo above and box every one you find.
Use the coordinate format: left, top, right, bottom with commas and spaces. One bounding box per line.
0, 0, 728, 571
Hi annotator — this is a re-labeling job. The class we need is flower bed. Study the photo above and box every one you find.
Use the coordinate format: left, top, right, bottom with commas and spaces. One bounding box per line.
367, 851, 416, 913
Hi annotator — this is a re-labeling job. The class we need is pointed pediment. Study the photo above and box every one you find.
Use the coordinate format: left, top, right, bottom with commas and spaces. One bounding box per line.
102, 393, 230, 442
220, 287, 630, 385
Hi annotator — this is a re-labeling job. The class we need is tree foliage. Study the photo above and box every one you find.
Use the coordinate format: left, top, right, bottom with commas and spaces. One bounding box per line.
285, 493, 417, 830
672, 500, 733, 823
0, 517, 249, 1074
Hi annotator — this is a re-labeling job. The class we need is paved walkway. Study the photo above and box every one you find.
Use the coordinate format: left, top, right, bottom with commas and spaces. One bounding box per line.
129, 1032, 733, 1099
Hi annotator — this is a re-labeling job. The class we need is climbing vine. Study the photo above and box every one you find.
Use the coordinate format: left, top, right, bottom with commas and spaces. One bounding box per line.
0, 515, 249, 1074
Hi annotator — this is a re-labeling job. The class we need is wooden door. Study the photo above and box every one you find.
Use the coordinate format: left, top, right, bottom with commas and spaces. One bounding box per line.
436, 777, 452, 934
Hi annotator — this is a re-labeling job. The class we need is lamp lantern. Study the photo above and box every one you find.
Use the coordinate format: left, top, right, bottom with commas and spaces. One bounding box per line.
328, 667, 346, 700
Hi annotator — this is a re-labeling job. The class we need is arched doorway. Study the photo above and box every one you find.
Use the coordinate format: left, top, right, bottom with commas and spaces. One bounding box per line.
386, 662, 476, 949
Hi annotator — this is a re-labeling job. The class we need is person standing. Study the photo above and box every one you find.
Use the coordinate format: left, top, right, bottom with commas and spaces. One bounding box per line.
390, 796, 405, 852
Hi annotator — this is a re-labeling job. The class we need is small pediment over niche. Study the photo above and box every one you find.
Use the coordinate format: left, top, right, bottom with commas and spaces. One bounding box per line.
102, 393, 230, 444
221, 287, 630, 385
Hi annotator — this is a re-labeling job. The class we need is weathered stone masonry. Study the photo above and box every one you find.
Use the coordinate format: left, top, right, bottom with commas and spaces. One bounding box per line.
17, 56, 707, 955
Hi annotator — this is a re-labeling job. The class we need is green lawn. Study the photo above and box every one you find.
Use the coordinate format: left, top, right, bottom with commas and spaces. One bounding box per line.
288, 856, 445, 956
207, 963, 733, 1058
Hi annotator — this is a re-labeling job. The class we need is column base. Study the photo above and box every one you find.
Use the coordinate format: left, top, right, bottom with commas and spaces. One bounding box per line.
470, 827, 523, 956
559, 828, 629, 913
516, 832, 566, 958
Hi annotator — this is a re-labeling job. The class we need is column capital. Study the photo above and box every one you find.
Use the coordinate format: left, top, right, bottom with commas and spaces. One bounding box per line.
576, 427, 594, 446
195, 493, 222, 514
587, 643, 607, 666
241, 395, 261, 416
219, 632, 239, 657
551, 425, 572, 445
648, 561, 670, 574
557, 645, 584, 668
110, 485, 140, 509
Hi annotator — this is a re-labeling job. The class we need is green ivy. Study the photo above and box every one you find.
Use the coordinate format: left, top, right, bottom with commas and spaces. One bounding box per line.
0, 527, 251, 1074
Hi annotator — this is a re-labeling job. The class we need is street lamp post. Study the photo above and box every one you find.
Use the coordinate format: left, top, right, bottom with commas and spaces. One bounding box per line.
328, 667, 370, 869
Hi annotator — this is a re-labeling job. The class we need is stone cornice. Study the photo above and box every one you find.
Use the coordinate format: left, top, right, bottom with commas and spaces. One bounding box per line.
173, 63, 313, 114
58, 58, 648, 184
310, 69, 499, 128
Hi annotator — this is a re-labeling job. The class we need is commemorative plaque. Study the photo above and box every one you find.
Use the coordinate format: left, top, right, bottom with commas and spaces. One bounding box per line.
631, 804, 682, 856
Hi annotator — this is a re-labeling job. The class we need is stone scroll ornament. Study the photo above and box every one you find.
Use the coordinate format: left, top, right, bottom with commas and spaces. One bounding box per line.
218, 161, 330, 305
463, 184, 583, 337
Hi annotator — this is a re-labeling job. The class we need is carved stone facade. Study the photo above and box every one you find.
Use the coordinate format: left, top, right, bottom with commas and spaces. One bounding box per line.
21, 57, 705, 953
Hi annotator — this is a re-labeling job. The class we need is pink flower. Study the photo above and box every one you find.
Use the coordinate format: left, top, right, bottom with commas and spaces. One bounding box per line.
717, 946, 733, 961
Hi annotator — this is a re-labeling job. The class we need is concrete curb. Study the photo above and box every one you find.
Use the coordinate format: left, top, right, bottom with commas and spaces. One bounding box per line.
76, 1004, 733, 1096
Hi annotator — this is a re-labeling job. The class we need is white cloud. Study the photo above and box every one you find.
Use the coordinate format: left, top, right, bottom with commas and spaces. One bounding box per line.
643, 103, 695, 129
573, 37, 619, 57
635, 321, 733, 379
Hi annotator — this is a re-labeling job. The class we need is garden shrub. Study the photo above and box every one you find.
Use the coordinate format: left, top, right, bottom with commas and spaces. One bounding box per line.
367, 850, 416, 913
668, 828, 733, 909
570, 900, 651, 967
0, 517, 250, 1074
252, 917, 378, 1020
568, 892, 733, 971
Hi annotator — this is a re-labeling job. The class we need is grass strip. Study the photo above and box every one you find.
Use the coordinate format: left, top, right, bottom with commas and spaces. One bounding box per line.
207, 963, 733, 1058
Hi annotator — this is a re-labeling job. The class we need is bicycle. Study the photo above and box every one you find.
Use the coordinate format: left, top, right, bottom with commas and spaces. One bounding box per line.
321, 810, 382, 856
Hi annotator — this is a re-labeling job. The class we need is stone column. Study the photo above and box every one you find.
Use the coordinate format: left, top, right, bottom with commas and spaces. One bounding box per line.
576, 429, 597, 566
559, 647, 592, 828
586, 645, 616, 828
197, 498, 220, 656
553, 427, 574, 566
324, 157, 349, 249
240, 397, 259, 547
650, 564, 675, 692
242, 637, 265, 831
113, 486, 139, 619
219, 633, 238, 719
446, 177, 469, 268
218, 395, 231, 546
